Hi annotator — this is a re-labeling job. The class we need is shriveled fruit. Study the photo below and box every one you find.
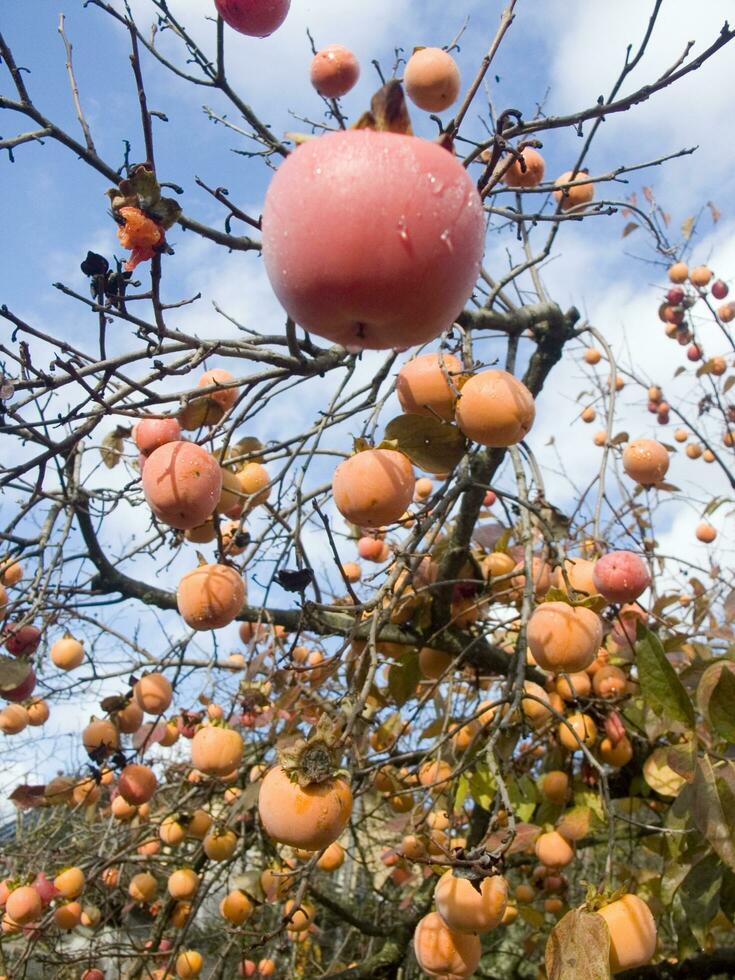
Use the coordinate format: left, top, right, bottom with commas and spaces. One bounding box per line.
434, 870, 508, 934
455, 370, 535, 447
50, 635, 84, 671
413, 911, 481, 978
177, 563, 246, 630
332, 449, 415, 527
142, 442, 222, 530
559, 712, 597, 751
133, 673, 173, 714
396, 352, 463, 421
262, 126, 484, 350
554, 170, 594, 211
214, 0, 290, 37
527, 602, 603, 673
622, 439, 669, 486
502, 147, 545, 188
310, 45, 360, 98
118, 764, 158, 805
596, 894, 656, 974
191, 725, 244, 776
258, 765, 352, 850
593, 551, 650, 603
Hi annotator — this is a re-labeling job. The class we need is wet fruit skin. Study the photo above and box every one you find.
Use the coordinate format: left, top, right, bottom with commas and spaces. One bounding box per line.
262, 129, 485, 350
258, 765, 353, 850
622, 439, 669, 486
310, 45, 360, 98
142, 441, 222, 530
214, 0, 290, 37
332, 449, 415, 528
596, 894, 657, 974
593, 551, 651, 603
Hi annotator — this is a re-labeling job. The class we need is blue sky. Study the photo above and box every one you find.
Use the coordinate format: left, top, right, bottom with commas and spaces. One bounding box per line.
1, 0, 734, 797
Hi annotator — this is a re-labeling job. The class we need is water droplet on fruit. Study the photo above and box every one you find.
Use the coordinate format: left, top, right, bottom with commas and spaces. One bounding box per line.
439, 229, 454, 253
397, 215, 409, 244
427, 174, 445, 195
315, 167, 322, 176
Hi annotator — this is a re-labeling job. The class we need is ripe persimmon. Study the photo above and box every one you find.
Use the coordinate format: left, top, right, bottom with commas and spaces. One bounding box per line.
596, 894, 656, 974
558, 712, 597, 751
696, 522, 717, 543
167, 868, 199, 900
82, 718, 119, 756
668, 262, 688, 283
332, 449, 415, 528
534, 830, 574, 868
6, 886, 41, 925
540, 770, 569, 805
118, 764, 158, 805
413, 911, 481, 978
128, 872, 157, 903
310, 45, 359, 98
554, 171, 594, 211
622, 438, 669, 485
527, 602, 603, 673
134, 417, 181, 456
50, 635, 84, 671
593, 551, 650, 603
455, 370, 535, 447
54, 866, 85, 899
177, 563, 246, 631
599, 735, 633, 767
396, 352, 463, 421
258, 765, 352, 850
175, 950, 203, 979
404, 47, 461, 112
203, 829, 238, 861
134, 673, 173, 715
142, 442, 222, 530
435, 871, 508, 934
503, 147, 546, 188
221, 889, 253, 925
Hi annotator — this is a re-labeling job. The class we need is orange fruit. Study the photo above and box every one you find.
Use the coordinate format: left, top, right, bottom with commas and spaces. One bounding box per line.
455, 370, 535, 447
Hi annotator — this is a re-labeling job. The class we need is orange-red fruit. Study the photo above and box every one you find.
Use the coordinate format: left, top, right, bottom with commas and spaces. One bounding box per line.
203, 829, 238, 861
197, 368, 238, 414
118, 764, 158, 805
541, 770, 569, 805
413, 911, 481, 978
26, 699, 49, 727
559, 712, 597, 751
175, 949, 203, 978
142, 442, 222, 530
534, 830, 574, 868
54, 900, 82, 929
82, 718, 120, 755
332, 449, 415, 527
622, 439, 669, 486
176, 563, 246, 630
191, 725, 244, 776
6, 886, 41, 925
597, 894, 657, 974
527, 602, 602, 673
554, 171, 594, 211
0, 704, 28, 735
317, 841, 345, 871
134, 417, 182, 455
258, 765, 352, 850
404, 47, 461, 112
115, 699, 144, 734
50, 636, 84, 671
129, 872, 157, 903
502, 147, 546, 188
434, 871, 508, 934
599, 735, 633, 767
168, 868, 199, 900
689, 265, 712, 287
262, 129, 484, 350
221, 890, 253, 925
396, 352, 463, 421
54, 866, 85, 899
695, 522, 717, 543
593, 551, 650, 603
455, 370, 535, 447
584, 348, 601, 365
133, 673, 173, 714
310, 45, 360, 98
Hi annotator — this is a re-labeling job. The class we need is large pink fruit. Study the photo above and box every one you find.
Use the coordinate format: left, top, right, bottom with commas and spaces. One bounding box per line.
133, 417, 182, 456
262, 130, 485, 350
141, 441, 222, 530
593, 551, 651, 603
214, 0, 290, 37
5, 624, 42, 658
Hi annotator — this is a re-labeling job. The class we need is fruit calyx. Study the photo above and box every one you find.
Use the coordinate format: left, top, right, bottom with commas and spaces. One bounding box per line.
278, 714, 347, 787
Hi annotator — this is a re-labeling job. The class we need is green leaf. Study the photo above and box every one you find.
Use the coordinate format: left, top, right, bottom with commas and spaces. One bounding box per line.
545, 908, 611, 980
469, 764, 497, 810
454, 772, 470, 812
386, 653, 420, 707
679, 853, 722, 944
383, 414, 466, 474
698, 660, 735, 742
508, 774, 538, 823
692, 757, 735, 871
634, 625, 695, 731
